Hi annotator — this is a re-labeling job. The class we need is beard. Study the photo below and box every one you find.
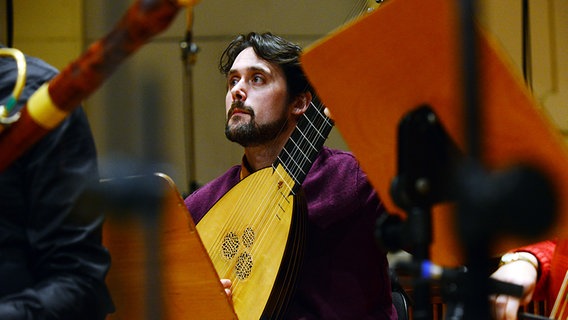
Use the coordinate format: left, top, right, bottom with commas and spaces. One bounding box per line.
225, 101, 288, 147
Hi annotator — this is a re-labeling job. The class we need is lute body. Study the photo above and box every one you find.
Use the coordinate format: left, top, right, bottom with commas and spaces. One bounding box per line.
196, 165, 307, 319
196, 100, 333, 319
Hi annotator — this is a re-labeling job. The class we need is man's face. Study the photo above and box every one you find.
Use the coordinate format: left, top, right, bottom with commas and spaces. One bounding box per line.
224, 47, 291, 147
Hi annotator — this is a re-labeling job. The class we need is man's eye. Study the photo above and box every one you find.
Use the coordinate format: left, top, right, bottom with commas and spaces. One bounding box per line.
252, 75, 264, 84
229, 78, 239, 87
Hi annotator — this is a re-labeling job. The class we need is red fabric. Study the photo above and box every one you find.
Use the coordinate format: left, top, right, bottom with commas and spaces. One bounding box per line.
516, 239, 557, 302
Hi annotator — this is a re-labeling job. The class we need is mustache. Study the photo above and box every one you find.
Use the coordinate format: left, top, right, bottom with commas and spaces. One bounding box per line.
228, 101, 254, 118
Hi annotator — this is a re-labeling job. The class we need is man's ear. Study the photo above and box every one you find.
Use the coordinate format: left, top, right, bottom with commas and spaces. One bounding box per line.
291, 91, 312, 116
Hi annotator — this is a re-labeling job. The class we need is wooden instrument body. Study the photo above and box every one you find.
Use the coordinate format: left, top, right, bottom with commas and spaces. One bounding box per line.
197, 165, 302, 320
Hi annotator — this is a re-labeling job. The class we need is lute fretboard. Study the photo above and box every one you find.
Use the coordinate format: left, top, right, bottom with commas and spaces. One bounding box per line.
274, 99, 334, 194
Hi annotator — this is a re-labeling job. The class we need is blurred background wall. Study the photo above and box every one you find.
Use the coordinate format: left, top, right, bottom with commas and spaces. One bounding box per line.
2, 0, 567, 197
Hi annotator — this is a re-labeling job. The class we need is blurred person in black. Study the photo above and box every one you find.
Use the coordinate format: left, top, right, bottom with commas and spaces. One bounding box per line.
0, 44, 113, 319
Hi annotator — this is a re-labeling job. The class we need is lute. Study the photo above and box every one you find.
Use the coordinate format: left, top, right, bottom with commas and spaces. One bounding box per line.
196, 97, 333, 319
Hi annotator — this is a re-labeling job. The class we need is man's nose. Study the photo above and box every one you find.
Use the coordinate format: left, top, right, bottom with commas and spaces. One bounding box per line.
231, 81, 247, 101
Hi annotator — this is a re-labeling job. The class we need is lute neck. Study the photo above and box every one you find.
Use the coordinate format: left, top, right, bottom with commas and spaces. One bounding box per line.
273, 99, 334, 194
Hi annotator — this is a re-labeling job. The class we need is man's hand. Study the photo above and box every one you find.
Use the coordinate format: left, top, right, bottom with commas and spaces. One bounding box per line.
324, 107, 333, 120
221, 278, 232, 297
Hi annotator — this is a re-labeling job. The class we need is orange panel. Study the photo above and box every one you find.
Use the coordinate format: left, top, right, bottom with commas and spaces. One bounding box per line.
301, 0, 568, 266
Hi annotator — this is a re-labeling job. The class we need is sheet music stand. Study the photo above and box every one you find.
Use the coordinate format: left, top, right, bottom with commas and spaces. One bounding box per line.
301, 0, 568, 317
301, 0, 568, 268
99, 173, 236, 320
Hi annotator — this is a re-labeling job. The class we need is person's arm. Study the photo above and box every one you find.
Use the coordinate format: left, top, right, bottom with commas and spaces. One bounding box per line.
0, 108, 113, 319
490, 240, 556, 320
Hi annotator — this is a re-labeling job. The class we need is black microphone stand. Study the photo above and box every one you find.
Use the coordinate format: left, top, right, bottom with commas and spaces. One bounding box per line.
382, 104, 461, 320
455, 2, 556, 318
179, 7, 200, 195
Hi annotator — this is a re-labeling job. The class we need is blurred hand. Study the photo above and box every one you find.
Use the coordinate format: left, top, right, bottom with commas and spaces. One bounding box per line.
489, 259, 538, 319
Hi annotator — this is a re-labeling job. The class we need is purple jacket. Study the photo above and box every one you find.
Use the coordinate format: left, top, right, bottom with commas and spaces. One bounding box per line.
185, 147, 396, 319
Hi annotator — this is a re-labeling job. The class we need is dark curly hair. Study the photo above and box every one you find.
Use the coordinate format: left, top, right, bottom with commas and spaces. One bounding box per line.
219, 32, 313, 100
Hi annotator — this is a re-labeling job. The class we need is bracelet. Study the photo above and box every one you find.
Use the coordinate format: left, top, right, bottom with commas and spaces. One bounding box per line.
499, 252, 539, 271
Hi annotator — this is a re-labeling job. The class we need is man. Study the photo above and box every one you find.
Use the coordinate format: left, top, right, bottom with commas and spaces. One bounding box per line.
0, 45, 113, 319
184, 32, 396, 319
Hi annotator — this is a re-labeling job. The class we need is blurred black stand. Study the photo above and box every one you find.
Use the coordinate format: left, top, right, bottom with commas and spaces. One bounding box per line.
455, 0, 555, 318
378, 104, 461, 320
179, 8, 200, 195
77, 171, 168, 320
